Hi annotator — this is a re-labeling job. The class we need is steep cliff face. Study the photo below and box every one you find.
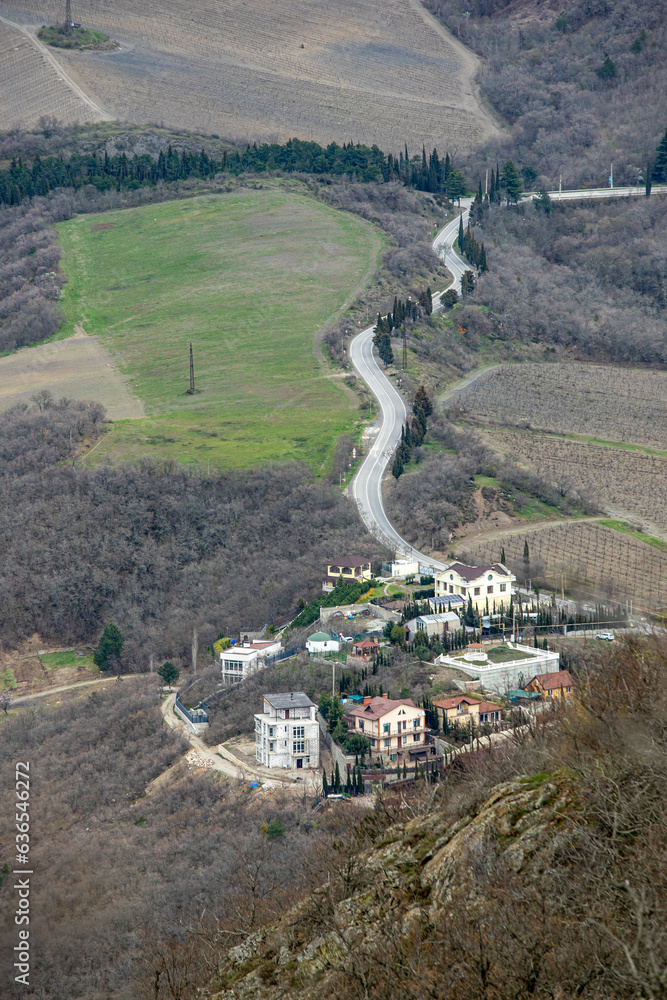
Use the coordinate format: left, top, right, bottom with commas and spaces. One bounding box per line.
212, 772, 579, 999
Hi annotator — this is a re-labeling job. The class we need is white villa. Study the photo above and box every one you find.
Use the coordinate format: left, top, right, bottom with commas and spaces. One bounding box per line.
435, 562, 516, 612
218, 638, 282, 683
255, 692, 320, 769
306, 631, 340, 654
435, 641, 561, 694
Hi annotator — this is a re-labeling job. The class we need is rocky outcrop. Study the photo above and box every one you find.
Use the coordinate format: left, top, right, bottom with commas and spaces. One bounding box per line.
211, 772, 574, 998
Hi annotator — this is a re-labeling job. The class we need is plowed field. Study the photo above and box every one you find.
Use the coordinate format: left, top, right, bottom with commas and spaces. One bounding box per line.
5, 0, 496, 149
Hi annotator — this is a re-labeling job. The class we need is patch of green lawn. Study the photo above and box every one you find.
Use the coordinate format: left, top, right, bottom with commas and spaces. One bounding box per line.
40, 651, 98, 672
598, 519, 667, 551
56, 190, 382, 471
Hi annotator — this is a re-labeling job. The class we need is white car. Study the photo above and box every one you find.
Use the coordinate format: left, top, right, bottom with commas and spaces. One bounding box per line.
595, 632, 614, 641
340, 635, 354, 643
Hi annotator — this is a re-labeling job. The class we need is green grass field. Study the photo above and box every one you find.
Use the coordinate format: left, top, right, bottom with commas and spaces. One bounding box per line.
57, 190, 382, 470
40, 651, 97, 671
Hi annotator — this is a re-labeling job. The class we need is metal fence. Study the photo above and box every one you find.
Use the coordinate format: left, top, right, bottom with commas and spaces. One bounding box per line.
265, 645, 304, 665
175, 694, 209, 725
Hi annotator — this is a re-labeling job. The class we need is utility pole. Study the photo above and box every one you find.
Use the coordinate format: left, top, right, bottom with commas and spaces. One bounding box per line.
191, 628, 198, 675
187, 342, 195, 394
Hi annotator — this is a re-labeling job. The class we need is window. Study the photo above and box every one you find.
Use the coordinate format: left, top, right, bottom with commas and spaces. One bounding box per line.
487, 574, 493, 581
449, 574, 453, 580
358, 721, 364, 731
269, 741, 274, 752
293, 741, 305, 753
413, 718, 419, 729
389, 753, 397, 761
413, 734, 419, 742
487, 585, 493, 594
384, 738, 391, 747
449, 585, 454, 593
293, 726, 305, 738
370, 738, 376, 746
269, 726, 275, 737
462, 588, 467, 596
499, 583, 506, 593
383, 723, 390, 734
474, 587, 480, 596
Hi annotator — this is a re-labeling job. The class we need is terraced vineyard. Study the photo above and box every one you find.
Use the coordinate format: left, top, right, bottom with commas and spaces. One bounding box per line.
469, 523, 667, 613
486, 430, 667, 536
6, 0, 496, 148
0, 19, 97, 128
451, 363, 667, 450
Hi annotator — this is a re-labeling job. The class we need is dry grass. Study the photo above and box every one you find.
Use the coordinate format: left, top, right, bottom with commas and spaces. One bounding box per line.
451, 362, 667, 450
485, 430, 667, 536
7, 0, 496, 149
0, 20, 97, 128
0, 330, 145, 420
468, 522, 666, 612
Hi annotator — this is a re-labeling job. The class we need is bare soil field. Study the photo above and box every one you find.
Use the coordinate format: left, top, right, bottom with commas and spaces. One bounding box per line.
485, 430, 667, 537
0, 330, 145, 420
449, 363, 667, 450
0, 18, 97, 128
467, 522, 667, 612
5, 0, 496, 149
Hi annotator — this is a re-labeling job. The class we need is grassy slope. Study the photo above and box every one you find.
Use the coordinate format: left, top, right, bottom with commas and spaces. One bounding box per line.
57, 190, 382, 470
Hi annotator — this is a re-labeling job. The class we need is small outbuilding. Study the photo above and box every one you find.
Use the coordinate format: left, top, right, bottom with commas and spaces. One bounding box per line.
306, 631, 340, 654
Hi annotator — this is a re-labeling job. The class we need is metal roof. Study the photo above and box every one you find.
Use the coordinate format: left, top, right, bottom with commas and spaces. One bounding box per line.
263, 692, 315, 709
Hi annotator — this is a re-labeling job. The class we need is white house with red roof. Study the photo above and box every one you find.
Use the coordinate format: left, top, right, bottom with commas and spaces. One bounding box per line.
347, 695, 426, 765
435, 561, 515, 612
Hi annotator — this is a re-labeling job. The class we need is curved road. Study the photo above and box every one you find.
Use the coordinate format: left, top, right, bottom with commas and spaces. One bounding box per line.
349, 185, 667, 566
350, 199, 474, 569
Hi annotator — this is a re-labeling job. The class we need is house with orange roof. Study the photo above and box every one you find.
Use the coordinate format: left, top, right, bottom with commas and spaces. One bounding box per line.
433, 694, 502, 729
348, 694, 426, 764
525, 670, 574, 700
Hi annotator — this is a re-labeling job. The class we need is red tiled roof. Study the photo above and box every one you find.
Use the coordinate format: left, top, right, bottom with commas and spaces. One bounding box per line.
476, 701, 502, 714
354, 639, 379, 649
432, 695, 478, 710
531, 670, 574, 690
328, 557, 371, 568
348, 696, 419, 721
445, 562, 509, 582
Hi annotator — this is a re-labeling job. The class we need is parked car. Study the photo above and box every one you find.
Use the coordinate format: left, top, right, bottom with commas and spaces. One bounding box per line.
340, 635, 354, 643
595, 631, 615, 641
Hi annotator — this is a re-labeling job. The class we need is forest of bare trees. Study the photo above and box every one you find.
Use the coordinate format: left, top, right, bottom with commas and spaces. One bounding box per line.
0, 400, 386, 666
430, 0, 666, 190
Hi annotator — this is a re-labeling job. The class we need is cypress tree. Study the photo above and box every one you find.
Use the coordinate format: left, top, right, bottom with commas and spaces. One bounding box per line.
501, 546, 506, 565
458, 214, 464, 248
334, 760, 340, 792
652, 128, 667, 182
322, 770, 329, 797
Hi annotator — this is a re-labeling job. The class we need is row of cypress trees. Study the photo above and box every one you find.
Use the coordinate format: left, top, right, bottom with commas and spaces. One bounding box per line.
391, 385, 433, 478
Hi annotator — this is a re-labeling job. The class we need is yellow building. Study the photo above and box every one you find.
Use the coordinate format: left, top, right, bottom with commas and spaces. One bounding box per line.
323, 556, 372, 592
435, 561, 515, 612
525, 671, 574, 700
348, 695, 426, 764
433, 695, 502, 728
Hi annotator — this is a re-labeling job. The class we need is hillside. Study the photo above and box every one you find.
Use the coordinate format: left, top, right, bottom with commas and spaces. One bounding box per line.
149, 640, 667, 1000
3, 0, 497, 150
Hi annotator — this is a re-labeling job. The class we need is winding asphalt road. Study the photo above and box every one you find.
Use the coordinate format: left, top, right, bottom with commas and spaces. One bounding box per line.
349, 185, 667, 565
349, 199, 474, 569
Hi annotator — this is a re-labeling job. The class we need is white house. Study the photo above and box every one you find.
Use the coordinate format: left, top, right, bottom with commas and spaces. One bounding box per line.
254, 692, 319, 769
306, 631, 340, 654
388, 558, 420, 579
218, 638, 282, 683
405, 611, 461, 642
435, 562, 515, 612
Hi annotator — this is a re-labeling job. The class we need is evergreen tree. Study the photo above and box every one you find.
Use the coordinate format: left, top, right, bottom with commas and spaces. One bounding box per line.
94, 624, 124, 671
652, 127, 667, 182
334, 760, 341, 792
646, 164, 652, 197
392, 451, 405, 479
322, 769, 329, 797
597, 55, 617, 80
501, 546, 506, 565
480, 243, 488, 272
533, 189, 552, 214
458, 214, 464, 248
158, 661, 179, 689
501, 160, 523, 204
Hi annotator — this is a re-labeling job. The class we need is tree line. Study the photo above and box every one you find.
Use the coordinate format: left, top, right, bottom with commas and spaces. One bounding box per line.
0, 137, 470, 207
391, 385, 433, 479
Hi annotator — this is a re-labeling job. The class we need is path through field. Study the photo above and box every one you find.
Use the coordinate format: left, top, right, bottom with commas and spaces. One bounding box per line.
0, 13, 112, 126
4, 0, 497, 149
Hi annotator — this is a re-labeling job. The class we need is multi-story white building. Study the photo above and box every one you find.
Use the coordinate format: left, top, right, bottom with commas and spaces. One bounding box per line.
254, 692, 319, 770
218, 638, 282, 683
435, 562, 515, 613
